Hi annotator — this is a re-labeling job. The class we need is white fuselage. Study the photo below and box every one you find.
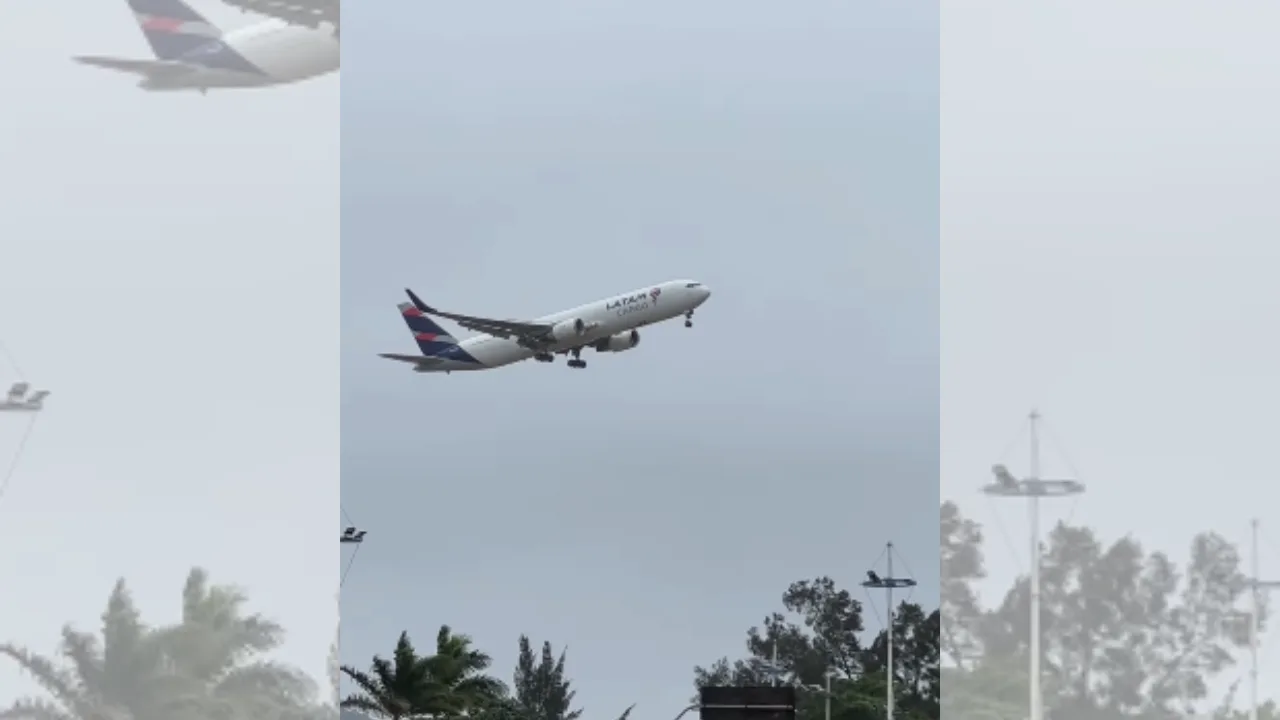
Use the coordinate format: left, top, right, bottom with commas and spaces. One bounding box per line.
423, 279, 711, 372
144, 19, 339, 91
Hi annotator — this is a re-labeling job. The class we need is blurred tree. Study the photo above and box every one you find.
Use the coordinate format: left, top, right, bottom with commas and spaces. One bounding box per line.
939, 658, 1026, 720
0, 568, 324, 720
941, 500, 1272, 719
940, 501, 986, 669
979, 523, 1261, 718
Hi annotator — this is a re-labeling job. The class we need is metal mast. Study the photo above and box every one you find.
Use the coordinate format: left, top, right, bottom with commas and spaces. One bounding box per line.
1249, 519, 1280, 720
887, 548, 895, 720
982, 410, 1084, 720
862, 542, 916, 720
1028, 412, 1042, 720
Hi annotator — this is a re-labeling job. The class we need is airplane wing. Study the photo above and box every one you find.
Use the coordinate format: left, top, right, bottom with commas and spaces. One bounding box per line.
218, 0, 339, 32
404, 289, 555, 342
426, 311, 552, 341
73, 56, 198, 80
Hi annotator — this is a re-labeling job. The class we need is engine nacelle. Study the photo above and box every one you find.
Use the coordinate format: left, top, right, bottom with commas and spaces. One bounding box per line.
552, 317, 593, 341
597, 329, 640, 353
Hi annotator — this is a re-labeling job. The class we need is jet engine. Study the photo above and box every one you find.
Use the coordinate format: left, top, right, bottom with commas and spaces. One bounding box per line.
597, 329, 640, 352
551, 317, 591, 341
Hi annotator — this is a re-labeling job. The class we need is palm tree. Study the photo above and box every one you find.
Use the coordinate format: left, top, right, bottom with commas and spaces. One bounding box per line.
341, 627, 507, 720
1, 568, 322, 720
1, 578, 172, 720
340, 631, 439, 720
156, 568, 316, 718
423, 626, 506, 714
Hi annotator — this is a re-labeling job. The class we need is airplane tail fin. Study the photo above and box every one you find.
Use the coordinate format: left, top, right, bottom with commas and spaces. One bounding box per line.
398, 302, 459, 356
126, 0, 223, 60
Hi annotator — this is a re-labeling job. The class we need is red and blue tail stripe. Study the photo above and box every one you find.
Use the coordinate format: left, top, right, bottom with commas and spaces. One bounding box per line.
398, 302, 459, 356
127, 0, 265, 75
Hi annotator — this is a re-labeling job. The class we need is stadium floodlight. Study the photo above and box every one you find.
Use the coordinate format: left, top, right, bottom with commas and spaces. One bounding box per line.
0, 382, 48, 412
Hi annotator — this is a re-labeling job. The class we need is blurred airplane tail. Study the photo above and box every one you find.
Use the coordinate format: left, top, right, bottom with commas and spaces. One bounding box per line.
125, 0, 223, 60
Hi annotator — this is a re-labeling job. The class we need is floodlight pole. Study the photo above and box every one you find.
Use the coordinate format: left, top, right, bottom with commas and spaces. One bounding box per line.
887, 547, 895, 720
981, 410, 1084, 720
1249, 519, 1280, 720
825, 672, 832, 720
1028, 415, 1042, 720
862, 542, 916, 720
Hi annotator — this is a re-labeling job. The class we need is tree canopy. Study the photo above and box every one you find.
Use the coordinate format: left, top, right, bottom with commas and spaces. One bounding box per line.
8, 566, 934, 720
691, 577, 940, 720
941, 500, 1266, 720
1, 567, 333, 720
340, 632, 633, 720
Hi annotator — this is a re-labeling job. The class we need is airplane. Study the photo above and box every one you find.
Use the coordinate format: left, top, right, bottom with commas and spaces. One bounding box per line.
75, 0, 339, 94
0, 382, 49, 412
217, 0, 339, 35
379, 279, 712, 373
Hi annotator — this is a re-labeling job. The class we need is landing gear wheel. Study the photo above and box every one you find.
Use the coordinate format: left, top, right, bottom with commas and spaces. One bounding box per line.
684, 310, 694, 328
568, 359, 587, 369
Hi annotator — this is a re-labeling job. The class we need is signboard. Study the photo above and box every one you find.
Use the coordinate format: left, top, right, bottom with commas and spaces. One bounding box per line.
699, 686, 796, 720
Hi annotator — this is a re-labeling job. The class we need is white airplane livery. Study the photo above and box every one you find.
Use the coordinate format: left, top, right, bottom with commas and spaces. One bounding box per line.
380, 280, 713, 373
217, 0, 339, 33
75, 0, 338, 93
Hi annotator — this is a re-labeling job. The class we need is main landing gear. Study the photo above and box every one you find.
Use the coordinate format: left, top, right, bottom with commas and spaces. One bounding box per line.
685, 309, 695, 328
534, 352, 554, 363
567, 348, 587, 369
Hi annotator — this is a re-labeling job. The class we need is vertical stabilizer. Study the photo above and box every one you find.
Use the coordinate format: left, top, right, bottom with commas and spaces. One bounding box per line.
397, 302, 460, 356
126, 0, 223, 60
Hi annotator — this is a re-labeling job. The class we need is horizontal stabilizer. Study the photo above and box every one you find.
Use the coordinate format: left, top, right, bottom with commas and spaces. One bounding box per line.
73, 55, 194, 80
378, 353, 443, 366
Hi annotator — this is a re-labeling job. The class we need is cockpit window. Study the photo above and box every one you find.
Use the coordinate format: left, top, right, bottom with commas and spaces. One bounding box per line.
685, 282, 702, 288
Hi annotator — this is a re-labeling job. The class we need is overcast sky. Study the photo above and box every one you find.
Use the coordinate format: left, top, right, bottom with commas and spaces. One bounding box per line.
0, 0, 337, 703
340, 0, 936, 717
942, 0, 1280, 703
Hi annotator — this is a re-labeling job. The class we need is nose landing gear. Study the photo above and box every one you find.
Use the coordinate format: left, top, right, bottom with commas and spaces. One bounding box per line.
685, 310, 695, 328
